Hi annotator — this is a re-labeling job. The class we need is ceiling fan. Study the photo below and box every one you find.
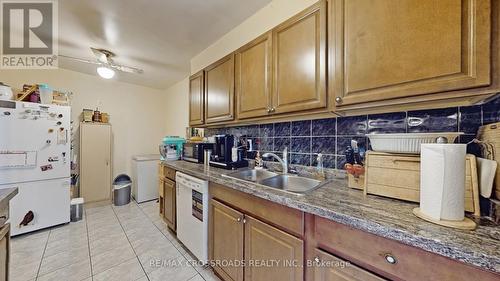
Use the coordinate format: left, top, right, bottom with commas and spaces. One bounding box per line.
59, 47, 144, 79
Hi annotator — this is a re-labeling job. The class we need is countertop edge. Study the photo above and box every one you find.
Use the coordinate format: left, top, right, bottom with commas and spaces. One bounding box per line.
163, 162, 500, 274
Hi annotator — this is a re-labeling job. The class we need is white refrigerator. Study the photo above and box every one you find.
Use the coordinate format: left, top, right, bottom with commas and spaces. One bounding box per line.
0, 100, 71, 236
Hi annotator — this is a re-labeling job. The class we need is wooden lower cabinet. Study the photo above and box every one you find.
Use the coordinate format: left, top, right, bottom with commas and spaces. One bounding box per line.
158, 178, 164, 217
210, 199, 244, 281
0, 224, 10, 281
163, 178, 176, 231
210, 198, 304, 281
244, 216, 303, 281
313, 248, 385, 281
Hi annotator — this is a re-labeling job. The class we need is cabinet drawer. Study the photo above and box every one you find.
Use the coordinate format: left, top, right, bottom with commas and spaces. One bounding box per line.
210, 182, 304, 237
162, 166, 176, 181
314, 216, 499, 281
313, 248, 386, 281
367, 154, 420, 171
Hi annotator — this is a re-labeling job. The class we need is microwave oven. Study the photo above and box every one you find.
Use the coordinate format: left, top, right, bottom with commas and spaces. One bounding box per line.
182, 142, 214, 163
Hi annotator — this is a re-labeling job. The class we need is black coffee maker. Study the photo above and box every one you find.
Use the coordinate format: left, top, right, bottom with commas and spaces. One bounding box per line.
210, 135, 248, 169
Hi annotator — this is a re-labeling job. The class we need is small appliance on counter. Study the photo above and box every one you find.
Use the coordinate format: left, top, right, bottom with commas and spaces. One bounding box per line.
159, 136, 185, 161
209, 135, 248, 169
183, 142, 214, 163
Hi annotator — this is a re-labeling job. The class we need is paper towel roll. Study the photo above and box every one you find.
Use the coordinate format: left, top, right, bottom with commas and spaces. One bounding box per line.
420, 144, 466, 221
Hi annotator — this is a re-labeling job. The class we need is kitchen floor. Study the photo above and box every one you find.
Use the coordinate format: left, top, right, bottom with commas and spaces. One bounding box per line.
9, 200, 221, 281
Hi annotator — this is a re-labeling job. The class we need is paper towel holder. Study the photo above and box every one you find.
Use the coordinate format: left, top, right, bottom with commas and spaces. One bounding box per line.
412, 208, 476, 230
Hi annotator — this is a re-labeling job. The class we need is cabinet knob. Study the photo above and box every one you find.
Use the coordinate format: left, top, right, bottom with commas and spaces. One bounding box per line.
384, 254, 397, 264
271, 107, 276, 112
267, 108, 272, 113
237, 217, 241, 222
335, 97, 343, 104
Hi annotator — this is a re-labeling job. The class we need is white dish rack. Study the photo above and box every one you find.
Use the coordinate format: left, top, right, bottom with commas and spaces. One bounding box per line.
366, 132, 464, 154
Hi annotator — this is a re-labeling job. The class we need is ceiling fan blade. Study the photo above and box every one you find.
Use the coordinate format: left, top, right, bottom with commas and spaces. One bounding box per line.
59, 55, 102, 65
109, 63, 144, 74
90, 47, 108, 64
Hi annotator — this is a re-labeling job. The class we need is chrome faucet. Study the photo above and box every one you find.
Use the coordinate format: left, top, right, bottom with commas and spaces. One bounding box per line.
262, 147, 288, 174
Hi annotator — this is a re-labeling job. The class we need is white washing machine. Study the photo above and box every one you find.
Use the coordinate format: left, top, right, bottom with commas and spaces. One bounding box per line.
131, 155, 159, 203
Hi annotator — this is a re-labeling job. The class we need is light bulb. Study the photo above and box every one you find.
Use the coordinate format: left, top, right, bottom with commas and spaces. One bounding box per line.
97, 66, 115, 79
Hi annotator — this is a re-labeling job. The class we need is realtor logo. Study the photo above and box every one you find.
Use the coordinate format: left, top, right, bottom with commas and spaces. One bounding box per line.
1, 0, 58, 69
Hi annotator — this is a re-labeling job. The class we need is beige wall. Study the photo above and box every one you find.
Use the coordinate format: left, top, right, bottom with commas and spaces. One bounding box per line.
163, 77, 189, 137
190, 0, 318, 73
0, 68, 165, 177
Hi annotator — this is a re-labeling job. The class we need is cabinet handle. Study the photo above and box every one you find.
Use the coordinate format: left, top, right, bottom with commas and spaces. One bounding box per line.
384, 254, 397, 264
335, 97, 343, 104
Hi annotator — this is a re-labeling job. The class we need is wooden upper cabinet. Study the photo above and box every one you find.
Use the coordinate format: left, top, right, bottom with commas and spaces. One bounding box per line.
204, 54, 235, 124
244, 215, 303, 281
235, 32, 273, 119
189, 71, 204, 126
332, 0, 492, 107
210, 199, 244, 281
272, 0, 327, 115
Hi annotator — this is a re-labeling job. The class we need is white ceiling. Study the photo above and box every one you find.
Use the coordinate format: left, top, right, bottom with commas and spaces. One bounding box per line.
58, 0, 271, 89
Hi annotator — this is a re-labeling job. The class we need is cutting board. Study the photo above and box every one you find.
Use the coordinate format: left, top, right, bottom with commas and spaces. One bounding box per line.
477, 122, 500, 199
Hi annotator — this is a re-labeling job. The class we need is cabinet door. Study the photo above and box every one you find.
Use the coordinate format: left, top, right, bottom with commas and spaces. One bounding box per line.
0, 224, 9, 281
210, 199, 244, 281
332, 0, 491, 107
80, 124, 112, 203
244, 215, 303, 281
204, 54, 235, 124
189, 71, 205, 126
272, 0, 327, 114
313, 248, 386, 281
163, 178, 176, 231
235, 32, 272, 119
158, 178, 164, 217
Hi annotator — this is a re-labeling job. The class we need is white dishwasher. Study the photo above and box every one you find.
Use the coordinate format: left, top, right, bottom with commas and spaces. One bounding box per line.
176, 172, 209, 264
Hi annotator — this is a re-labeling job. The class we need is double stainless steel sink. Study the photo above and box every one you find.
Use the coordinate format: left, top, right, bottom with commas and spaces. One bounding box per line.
223, 168, 328, 195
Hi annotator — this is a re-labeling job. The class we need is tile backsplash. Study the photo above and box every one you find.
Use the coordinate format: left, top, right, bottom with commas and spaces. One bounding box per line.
206, 95, 500, 170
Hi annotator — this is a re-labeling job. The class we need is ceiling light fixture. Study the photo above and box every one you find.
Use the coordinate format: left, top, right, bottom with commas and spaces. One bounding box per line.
97, 66, 115, 79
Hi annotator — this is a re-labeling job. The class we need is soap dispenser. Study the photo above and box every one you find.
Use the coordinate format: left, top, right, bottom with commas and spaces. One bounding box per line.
255, 151, 263, 170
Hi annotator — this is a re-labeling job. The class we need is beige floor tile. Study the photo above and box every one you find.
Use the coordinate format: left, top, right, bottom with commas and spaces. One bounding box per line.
131, 233, 171, 255
44, 235, 88, 257
91, 243, 135, 274
138, 243, 183, 273
188, 274, 205, 281
10, 247, 44, 266
36, 258, 91, 281
39, 244, 89, 275
93, 257, 146, 281
9, 259, 40, 281
90, 232, 129, 256
197, 266, 222, 281
147, 256, 198, 281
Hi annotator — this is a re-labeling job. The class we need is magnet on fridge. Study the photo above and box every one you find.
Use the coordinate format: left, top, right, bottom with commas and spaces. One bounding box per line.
48, 129, 54, 133
40, 164, 53, 171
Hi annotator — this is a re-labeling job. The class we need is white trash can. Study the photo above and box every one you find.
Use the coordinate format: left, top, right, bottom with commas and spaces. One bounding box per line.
70, 198, 84, 222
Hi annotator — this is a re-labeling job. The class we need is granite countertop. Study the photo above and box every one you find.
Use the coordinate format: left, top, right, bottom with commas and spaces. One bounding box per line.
163, 160, 500, 273
0, 187, 18, 206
